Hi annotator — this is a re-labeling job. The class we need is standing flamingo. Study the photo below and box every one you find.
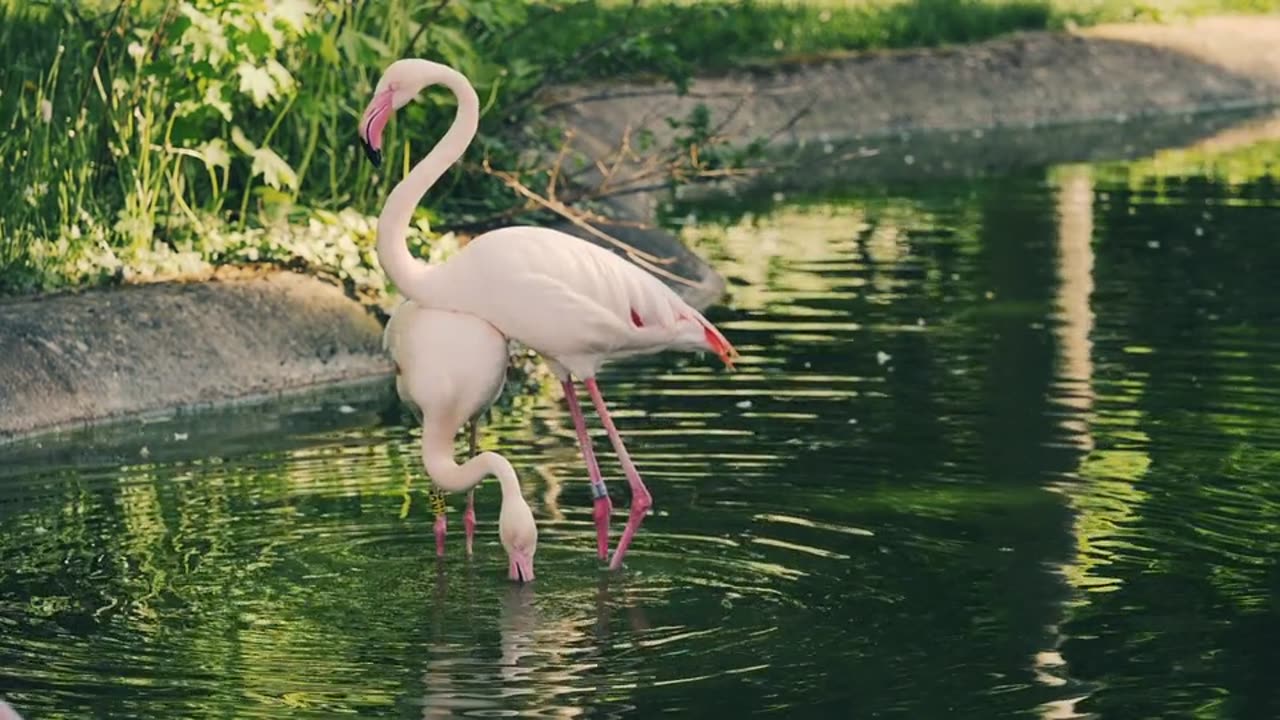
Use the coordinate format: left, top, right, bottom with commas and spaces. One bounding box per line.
358, 59, 738, 570
384, 302, 538, 582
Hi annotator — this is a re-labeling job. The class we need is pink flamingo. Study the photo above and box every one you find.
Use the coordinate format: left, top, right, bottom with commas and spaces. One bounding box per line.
384, 302, 538, 582
358, 59, 738, 571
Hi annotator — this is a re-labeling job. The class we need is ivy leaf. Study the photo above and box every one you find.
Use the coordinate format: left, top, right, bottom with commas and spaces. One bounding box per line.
178, 4, 229, 65
268, 0, 316, 34
196, 138, 231, 169
251, 146, 298, 190
265, 60, 295, 95
171, 82, 227, 122
243, 25, 275, 56
235, 62, 277, 107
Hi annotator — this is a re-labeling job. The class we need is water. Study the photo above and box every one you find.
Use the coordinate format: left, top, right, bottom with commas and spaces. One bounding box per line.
4, 116, 1280, 718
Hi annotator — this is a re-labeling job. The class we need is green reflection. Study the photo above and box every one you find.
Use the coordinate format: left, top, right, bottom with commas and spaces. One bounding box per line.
4, 114, 1280, 719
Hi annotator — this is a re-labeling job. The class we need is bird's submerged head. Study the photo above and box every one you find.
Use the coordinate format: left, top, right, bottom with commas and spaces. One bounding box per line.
357, 59, 443, 168
499, 492, 538, 583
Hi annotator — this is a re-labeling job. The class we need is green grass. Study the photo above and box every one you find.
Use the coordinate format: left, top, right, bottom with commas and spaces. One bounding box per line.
2, 0, 1278, 296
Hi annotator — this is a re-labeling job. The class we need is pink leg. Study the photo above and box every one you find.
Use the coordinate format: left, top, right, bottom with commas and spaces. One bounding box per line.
584, 378, 652, 571
464, 490, 476, 557
434, 514, 447, 558
563, 379, 613, 560
465, 422, 478, 556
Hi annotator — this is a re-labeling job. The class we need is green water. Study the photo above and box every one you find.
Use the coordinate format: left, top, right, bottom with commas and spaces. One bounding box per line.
4, 122, 1280, 718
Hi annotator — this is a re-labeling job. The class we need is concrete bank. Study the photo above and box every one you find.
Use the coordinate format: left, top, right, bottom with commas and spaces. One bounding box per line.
0, 272, 389, 442
5, 17, 1280, 443
543, 17, 1280, 220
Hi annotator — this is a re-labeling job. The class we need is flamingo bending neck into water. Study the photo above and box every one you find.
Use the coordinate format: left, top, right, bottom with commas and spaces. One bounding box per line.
383, 272, 538, 582
358, 59, 737, 570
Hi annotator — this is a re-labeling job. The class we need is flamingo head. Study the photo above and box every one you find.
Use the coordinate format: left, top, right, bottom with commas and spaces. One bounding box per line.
357, 59, 440, 168
499, 490, 538, 583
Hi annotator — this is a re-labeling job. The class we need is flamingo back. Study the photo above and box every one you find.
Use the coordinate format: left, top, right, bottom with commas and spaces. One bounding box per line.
422, 225, 737, 377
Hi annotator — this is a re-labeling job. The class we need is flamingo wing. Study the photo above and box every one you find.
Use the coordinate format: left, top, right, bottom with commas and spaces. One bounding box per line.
425, 225, 738, 370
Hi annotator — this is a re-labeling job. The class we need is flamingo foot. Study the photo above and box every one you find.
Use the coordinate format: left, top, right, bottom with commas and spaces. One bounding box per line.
463, 504, 477, 557
608, 487, 652, 571
433, 515, 447, 558
592, 489, 613, 561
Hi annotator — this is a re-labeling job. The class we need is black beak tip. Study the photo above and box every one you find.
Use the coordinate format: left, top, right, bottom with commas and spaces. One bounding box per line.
360, 139, 382, 168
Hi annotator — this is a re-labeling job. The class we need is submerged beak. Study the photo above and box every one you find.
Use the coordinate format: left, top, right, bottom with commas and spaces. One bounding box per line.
508, 551, 535, 583
358, 89, 393, 169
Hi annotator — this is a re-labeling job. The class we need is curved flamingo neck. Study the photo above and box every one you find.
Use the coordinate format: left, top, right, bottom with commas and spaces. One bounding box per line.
376, 64, 480, 305
421, 427, 520, 499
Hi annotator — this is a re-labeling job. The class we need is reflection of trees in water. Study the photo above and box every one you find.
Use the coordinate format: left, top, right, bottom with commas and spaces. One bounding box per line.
1053, 167, 1280, 719
1037, 163, 1100, 719
666, 179, 1085, 714
10, 151, 1279, 717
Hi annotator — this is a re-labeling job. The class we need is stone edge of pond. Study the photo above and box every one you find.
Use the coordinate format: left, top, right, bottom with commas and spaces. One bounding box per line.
0, 272, 392, 445
7, 16, 1280, 445
543, 16, 1280, 219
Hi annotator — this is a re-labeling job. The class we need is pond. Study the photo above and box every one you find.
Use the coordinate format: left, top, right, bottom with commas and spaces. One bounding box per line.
3, 112, 1280, 718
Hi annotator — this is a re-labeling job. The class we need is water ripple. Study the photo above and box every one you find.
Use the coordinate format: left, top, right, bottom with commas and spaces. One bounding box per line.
6, 151, 1280, 718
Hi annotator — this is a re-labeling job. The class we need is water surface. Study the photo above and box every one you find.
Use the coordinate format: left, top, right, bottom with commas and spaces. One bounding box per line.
3, 117, 1280, 718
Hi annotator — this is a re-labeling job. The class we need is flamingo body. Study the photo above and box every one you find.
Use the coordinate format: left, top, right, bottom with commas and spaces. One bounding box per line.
384, 302, 507, 426
360, 58, 735, 571
384, 300, 537, 581
416, 225, 736, 380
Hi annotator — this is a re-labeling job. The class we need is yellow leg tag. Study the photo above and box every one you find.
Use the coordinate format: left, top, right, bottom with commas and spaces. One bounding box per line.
429, 487, 447, 516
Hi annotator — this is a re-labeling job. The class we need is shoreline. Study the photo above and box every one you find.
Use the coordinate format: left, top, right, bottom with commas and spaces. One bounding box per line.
5, 16, 1279, 444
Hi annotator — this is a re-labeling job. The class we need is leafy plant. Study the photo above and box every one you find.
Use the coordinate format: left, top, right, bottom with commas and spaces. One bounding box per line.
3, 0, 1279, 295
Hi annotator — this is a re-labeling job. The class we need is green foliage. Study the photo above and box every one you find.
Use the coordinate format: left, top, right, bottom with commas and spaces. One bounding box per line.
1090, 137, 1280, 190
665, 103, 768, 187
2, 0, 1279, 295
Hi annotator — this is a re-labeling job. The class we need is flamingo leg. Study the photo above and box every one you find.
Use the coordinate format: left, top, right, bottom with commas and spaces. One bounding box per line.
430, 486, 448, 558
584, 378, 652, 571
464, 421, 478, 557
563, 379, 613, 561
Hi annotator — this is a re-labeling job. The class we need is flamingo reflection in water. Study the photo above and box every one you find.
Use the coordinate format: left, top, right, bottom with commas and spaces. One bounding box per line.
415, 488, 652, 717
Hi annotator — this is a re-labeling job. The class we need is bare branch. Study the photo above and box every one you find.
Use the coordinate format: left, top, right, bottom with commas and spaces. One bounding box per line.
545, 129, 576, 202
401, 0, 452, 58
480, 158, 699, 288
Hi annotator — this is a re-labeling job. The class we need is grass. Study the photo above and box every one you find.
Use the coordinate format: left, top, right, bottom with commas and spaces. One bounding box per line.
1, 0, 1278, 297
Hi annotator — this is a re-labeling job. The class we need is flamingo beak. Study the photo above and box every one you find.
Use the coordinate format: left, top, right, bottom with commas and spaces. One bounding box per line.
508, 551, 535, 583
358, 89, 394, 168
360, 136, 381, 168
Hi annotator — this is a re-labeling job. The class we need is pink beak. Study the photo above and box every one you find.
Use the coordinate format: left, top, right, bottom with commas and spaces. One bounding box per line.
358, 89, 394, 167
508, 551, 535, 583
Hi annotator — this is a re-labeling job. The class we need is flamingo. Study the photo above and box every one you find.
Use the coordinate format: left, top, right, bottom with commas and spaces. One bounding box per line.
357, 59, 738, 571
384, 301, 538, 582
0, 700, 23, 720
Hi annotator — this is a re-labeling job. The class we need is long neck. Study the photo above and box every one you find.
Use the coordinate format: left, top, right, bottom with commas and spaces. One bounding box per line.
421, 425, 521, 500
376, 66, 480, 306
